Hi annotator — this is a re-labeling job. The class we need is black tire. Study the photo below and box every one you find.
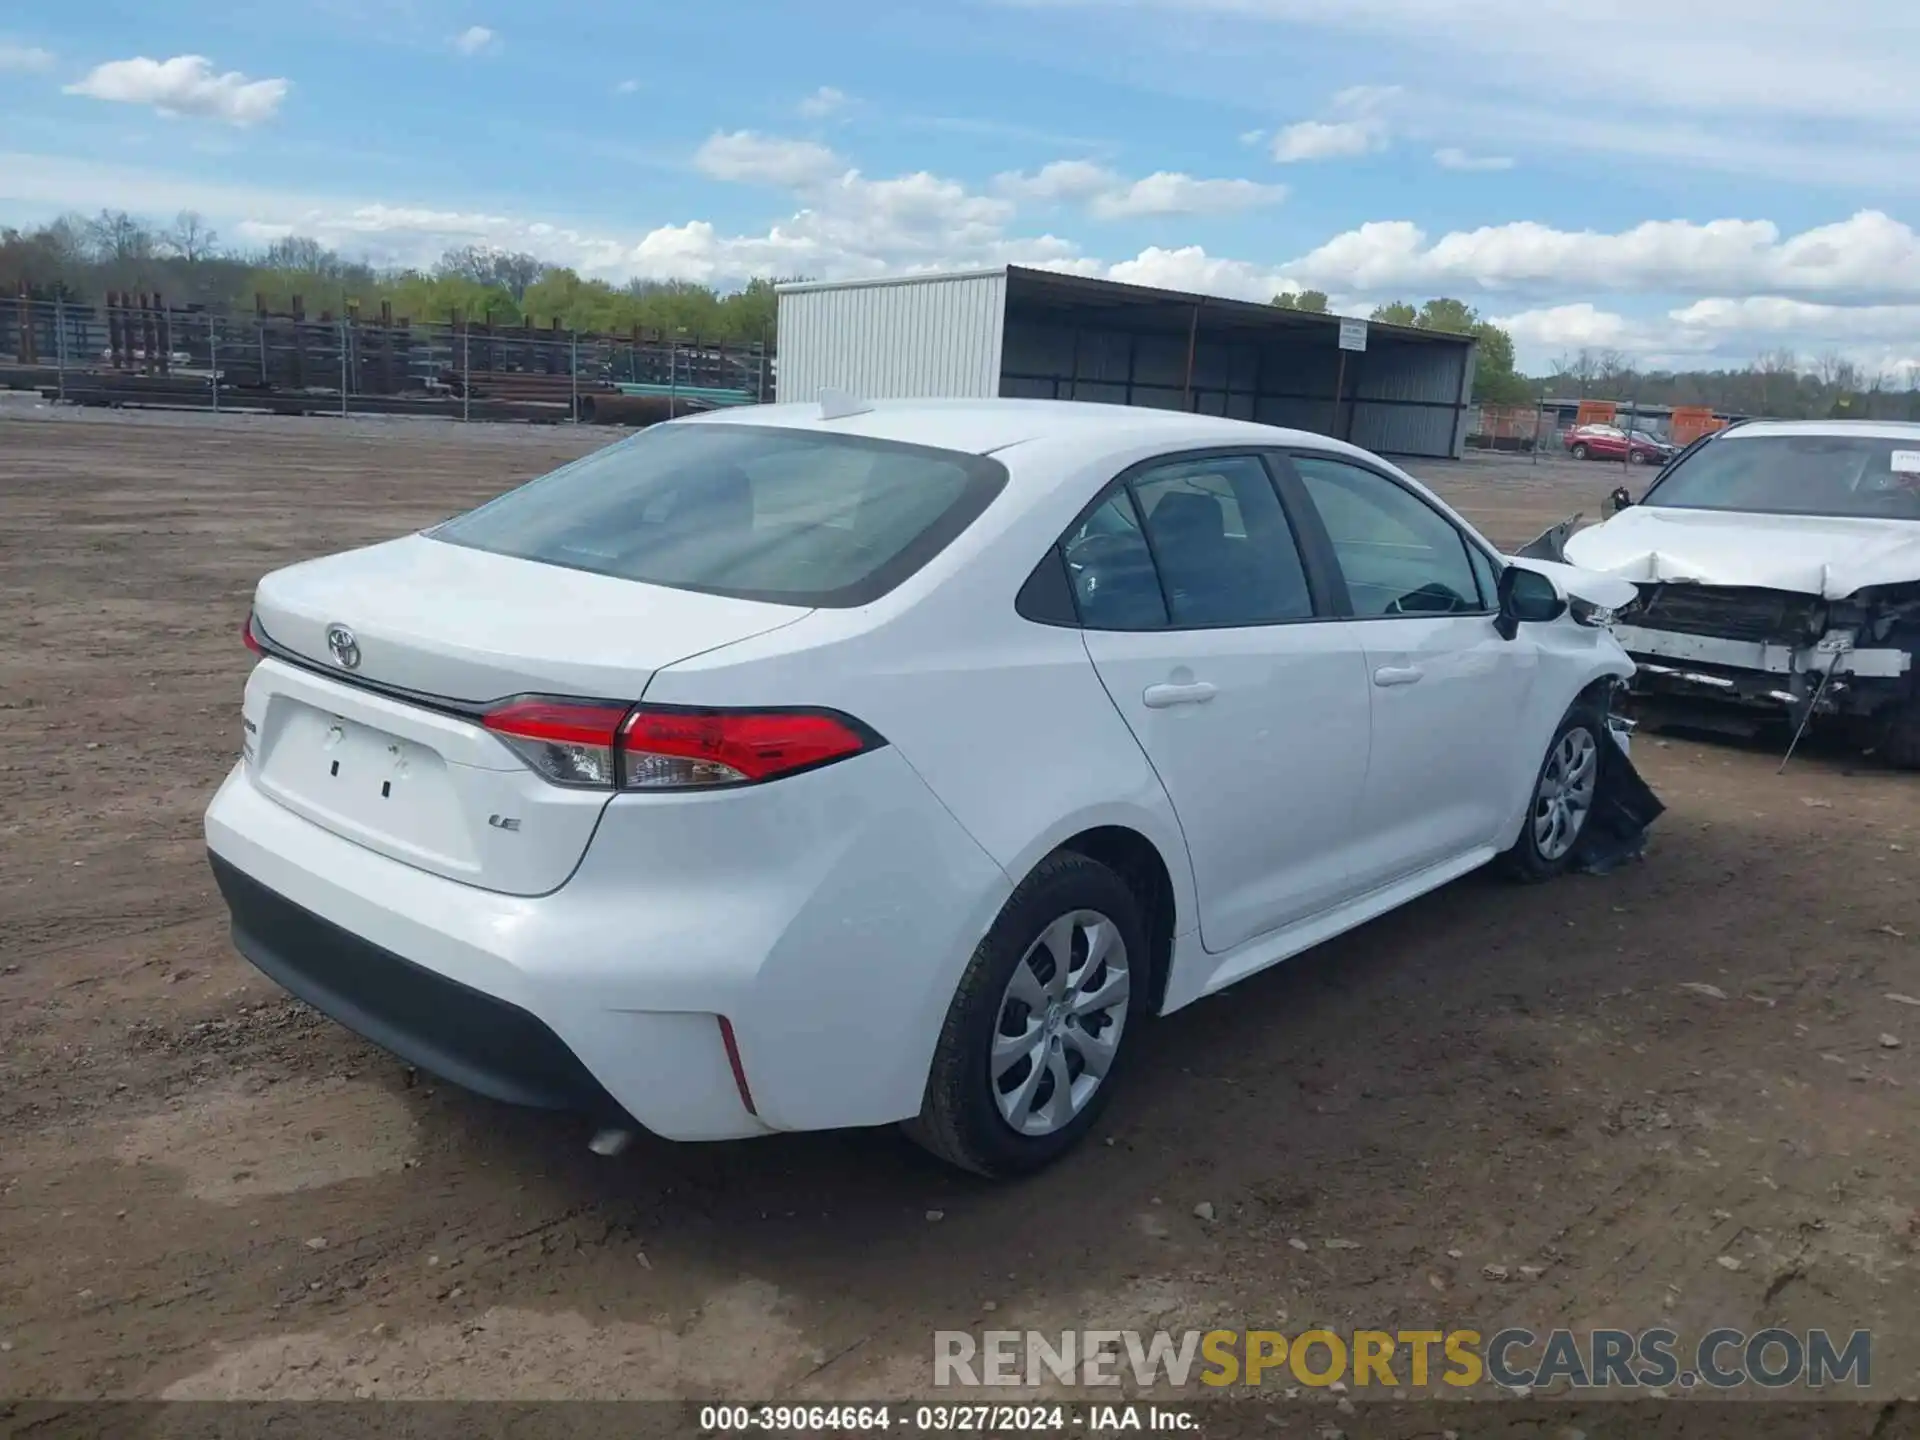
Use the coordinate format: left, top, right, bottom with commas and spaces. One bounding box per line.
1500, 699, 1608, 883
904, 851, 1149, 1178
1570, 442, 1590, 460
1629, 449, 1650, 465
1879, 697, 1920, 770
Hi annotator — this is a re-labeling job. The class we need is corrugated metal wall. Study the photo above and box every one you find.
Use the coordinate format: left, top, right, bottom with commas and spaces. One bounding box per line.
1346, 337, 1476, 459
775, 272, 1007, 404
999, 309, 1474, 458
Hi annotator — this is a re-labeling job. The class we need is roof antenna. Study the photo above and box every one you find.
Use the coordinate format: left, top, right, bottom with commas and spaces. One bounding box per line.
818, 388, 875, 421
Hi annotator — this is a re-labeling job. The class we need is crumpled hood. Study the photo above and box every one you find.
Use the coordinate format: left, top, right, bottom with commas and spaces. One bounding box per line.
1562, 505, 1920, 599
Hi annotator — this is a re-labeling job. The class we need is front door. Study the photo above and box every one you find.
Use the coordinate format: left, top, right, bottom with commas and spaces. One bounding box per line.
1288, 453, 1541, 891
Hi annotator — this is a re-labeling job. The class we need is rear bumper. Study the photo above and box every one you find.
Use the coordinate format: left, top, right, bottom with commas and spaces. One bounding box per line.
211, 852, 623, 1117
203, 747, 1010, 1142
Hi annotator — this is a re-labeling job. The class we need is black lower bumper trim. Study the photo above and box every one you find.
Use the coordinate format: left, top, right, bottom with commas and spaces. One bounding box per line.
209, 851, 625, 1118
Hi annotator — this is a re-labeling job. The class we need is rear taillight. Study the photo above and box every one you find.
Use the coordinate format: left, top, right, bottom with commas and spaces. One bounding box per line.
619, 708, 873, 789
482, 699, 630, 788
481, 699, 880, 791
242, 614, 264, 656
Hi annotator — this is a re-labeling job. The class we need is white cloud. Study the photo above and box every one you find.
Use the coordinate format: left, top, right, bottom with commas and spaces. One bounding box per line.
64, 55, 288, 127
1019, 0, 1920, 127
613, 77, 640, 95
797, 85, 848, 119
1283, 211, 1920, 303
10, 137, 1919, 374
1092, 171, 1284, 219
1269, 84, 1397, 162
0, 43, 55, 72
1106, 245, 1286, 298
452, 26, 497, 57
1005, 0, 1920, 183
1271, 120, 1380, 163
1493, 303, 1644, 354
694, 130, 844, 187
998, 159, 1283, 217
1434, 147, 1513, 172
1492, 295, 1920, 374
997, 159, 1115, 205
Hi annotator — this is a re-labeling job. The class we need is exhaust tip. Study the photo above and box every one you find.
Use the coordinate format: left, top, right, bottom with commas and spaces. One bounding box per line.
588, 1127, 634, 1157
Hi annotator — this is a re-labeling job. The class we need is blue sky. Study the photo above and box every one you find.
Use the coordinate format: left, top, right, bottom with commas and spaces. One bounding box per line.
5, 0, 1920, 372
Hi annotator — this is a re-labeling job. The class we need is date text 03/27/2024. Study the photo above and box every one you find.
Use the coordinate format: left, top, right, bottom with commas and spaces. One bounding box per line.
698, 1405, 1194, 1432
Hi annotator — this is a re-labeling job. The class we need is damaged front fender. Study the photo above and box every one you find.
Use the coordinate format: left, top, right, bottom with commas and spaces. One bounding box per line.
1571, 717, 1665, 876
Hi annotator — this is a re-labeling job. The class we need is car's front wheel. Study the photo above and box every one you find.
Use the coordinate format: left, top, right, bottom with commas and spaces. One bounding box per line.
906, 852, 1147, 1177
1629, 449, 1650, 465
1501, 702, 1604, 882
1569, 442, 1590, 460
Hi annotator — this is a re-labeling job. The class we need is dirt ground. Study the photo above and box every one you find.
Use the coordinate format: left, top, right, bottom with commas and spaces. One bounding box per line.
2, 401, 1917, 1410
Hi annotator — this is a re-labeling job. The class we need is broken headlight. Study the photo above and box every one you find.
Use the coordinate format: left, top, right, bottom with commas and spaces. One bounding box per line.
1569, 595, 1617, 628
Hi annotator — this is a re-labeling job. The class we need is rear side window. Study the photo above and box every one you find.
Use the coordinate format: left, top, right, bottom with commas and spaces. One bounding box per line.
431, 423, 1008, 607
1063, 490, 1168, 630
1132, 456, 1313, 626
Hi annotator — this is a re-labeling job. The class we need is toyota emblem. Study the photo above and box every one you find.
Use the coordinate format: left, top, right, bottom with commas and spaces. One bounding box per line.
325, 623, 362, 670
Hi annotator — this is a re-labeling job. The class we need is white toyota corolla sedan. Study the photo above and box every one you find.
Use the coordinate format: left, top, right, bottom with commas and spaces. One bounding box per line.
206, 398, 1642, 1176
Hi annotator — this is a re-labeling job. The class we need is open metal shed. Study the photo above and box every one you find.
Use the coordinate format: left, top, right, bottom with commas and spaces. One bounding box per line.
775, 266, 1479, 459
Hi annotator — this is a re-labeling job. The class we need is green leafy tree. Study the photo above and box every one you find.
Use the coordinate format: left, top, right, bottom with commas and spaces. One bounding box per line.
1371, 296, 1528, 404
1271, 289, 1330, 313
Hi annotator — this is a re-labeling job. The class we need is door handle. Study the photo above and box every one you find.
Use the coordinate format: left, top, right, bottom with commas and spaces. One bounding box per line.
1143, 681, 1218, 709
1372, 665, 1423, 688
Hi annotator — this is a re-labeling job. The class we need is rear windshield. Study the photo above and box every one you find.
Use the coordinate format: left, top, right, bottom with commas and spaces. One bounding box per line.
431, 422, 1008, 606
1645, 433, 1920, 521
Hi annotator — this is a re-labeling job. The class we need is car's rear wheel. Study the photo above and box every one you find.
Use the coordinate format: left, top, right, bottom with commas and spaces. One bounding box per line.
1570, 442, 1590, 460
1501, 702, 1604, 882
905, 851, 1147, 1178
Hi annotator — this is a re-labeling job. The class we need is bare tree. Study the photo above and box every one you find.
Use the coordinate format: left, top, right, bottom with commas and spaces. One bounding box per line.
1553, 348, 1601, 396
436, 245, 546, 301
1812, 351, 1863, 392
1593, 348, 1634, 391
82, 210, 156, 265
263, 235, 338, 274
1752, 347, 1799, 415
161, 211, 219, 263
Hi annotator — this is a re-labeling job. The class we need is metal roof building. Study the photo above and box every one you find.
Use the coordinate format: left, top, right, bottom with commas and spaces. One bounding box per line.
774, 266, 1479, 459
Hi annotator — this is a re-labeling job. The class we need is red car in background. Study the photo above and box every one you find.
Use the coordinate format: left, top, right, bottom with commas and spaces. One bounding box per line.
1566, 423, 1675, 465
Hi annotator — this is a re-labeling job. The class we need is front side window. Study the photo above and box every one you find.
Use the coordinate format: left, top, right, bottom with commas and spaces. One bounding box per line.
1291, 455, 1486, 617
1644, 432, 1920, 520
431, 423, 1007, 606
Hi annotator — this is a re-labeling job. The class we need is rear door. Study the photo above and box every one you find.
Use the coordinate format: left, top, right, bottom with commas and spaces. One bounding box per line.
1072, 452, 1374, 954
1285, 452, 1540, 890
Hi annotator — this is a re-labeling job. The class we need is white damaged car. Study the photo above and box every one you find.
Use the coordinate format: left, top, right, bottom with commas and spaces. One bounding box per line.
1539, 420, 1920, 766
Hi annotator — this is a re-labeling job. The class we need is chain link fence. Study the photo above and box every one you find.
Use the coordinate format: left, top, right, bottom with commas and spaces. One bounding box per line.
1, 293, 773, 425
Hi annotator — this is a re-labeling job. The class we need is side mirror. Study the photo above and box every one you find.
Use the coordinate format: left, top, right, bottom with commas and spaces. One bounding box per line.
1495, 565, 1567, 640
1608, 485, 1634, 515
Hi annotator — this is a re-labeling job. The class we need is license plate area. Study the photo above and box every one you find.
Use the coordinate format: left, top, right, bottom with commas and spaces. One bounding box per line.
254, 698, 478, 870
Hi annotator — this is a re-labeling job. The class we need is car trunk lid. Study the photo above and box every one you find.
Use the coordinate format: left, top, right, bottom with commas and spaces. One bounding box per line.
243, 535, 809, 894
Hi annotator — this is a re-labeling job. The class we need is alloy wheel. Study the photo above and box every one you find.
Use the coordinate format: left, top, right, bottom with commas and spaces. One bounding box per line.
990, 910, 1130, 1136
1533, 726, 1598, 861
